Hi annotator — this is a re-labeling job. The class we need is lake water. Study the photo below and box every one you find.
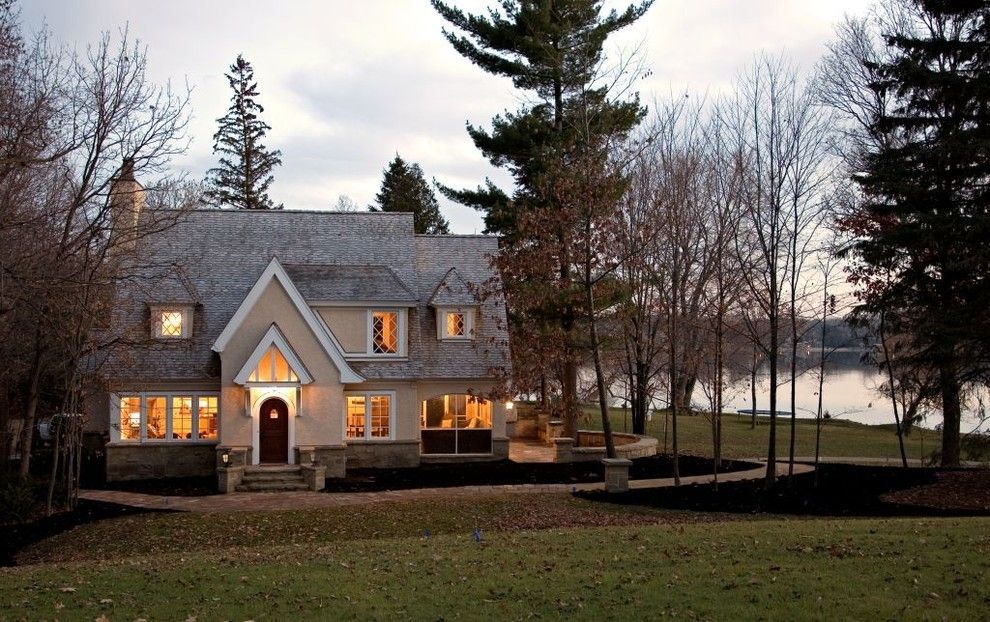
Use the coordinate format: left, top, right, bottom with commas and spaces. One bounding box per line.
598, 350, 988, 432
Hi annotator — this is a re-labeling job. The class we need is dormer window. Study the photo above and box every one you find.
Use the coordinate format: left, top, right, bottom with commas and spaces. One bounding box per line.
369, 310, 405, 355
437, 308, 474, 341
152, 306, 192, 339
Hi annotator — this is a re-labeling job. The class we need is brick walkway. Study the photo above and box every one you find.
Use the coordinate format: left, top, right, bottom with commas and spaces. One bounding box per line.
78, 462, 812, 513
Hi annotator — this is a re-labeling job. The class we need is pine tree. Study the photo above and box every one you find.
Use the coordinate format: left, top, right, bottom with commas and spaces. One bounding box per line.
204, 54, 282, 209
432, 0, 651, 437
370, 155, 450, 234
844, 0, 990, 466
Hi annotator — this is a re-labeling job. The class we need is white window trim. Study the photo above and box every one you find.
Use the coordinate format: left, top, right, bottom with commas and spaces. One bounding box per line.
436, 307, 475, 341
233, 324, 313, 385
343, 391, 397, 442
109, 392, 220, 444
150, 305, 193, 340
365, 309, 407, 357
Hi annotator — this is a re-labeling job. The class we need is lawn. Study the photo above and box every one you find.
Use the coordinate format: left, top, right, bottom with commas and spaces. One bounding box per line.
575, 405, 948, 463
2, 510, 987, 620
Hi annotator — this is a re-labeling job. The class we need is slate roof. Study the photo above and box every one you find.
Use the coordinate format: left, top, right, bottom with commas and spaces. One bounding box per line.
106, 209, 510, 383
427, 267, 479, 307
284, 264, 417, 303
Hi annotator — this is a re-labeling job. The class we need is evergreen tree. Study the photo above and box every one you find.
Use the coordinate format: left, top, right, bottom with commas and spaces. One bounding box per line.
844, 0, 990, 466
204, 54, 282, 209
432, 0, 651, 436
370, 155, 450, 234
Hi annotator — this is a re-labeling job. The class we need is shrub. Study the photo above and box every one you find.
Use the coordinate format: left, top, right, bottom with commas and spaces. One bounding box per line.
0, 477, 40, 524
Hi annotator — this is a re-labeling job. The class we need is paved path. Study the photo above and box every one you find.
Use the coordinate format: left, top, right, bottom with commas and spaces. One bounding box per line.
78, 462, 812, 514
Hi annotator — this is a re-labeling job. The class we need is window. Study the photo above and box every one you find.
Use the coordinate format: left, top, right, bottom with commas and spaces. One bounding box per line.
197, 396, 218, 440
437, 308, 474, 340
112, 392, 220, 443
152, 306, 192, 339
146, 396, 167, 440
420, 394, 492, 454
248, 345, 300, 383
344, 392, 394, 440
172, 396, 193, 439
119, 396, 141, 441
371, 311, 398, 354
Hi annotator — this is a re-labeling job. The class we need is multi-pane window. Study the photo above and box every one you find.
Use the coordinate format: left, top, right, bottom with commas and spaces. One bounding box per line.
172, 397, 193, 440
446, 312, 465, 337
248, 345, 299, 383
371, 311, 398, 354
346, 395, 366, 439
421, 394, 493, 455
160, 311, 183, 337
146, 396, 167, 439
119, 396, 141, 440
345, 393, 393, 440
197, 396, 218, 440
113, 393, 219, 442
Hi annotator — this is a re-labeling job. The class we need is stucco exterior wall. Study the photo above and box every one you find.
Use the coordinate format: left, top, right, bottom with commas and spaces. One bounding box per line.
218, 278, 345, 454
317, 307, 367, 353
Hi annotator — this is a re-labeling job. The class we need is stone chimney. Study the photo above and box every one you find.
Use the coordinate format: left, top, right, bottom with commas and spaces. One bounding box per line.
109, 157, 146, 248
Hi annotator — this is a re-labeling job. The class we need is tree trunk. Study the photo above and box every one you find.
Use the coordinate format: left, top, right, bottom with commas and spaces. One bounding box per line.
750, 347, 758, 429
878, 311, 909, 468
939, 361, 961, 467
18, 330, 44, 479
788, 305, 798, 480
814, 287, 828, 487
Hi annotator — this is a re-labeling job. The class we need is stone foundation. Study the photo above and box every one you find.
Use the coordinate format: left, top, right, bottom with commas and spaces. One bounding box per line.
345, 440, 420, 469
492, 436, 509, 459
106, 443, 217, 481
312, 445, 347, 477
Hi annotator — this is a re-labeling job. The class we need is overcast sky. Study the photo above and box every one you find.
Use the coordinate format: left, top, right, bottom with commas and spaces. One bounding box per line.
23, 1, 872, 233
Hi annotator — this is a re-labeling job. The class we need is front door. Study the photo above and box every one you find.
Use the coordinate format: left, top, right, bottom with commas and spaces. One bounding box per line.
259, 398, 289, 463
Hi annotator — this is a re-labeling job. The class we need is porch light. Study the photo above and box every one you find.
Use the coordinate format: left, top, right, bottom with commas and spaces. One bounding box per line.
505, 401, 514, 411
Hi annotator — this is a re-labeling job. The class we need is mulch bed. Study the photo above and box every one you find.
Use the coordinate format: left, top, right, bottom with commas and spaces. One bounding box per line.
322, 455, 756, 493
1, 500, 171, 567
580, 462, 990, 517
98, 476, 218, 497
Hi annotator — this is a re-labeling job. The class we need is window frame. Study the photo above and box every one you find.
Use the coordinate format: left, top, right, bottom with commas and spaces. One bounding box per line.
150, 305, 193, 340
365, 309, 407, 357
110, 392, 220, 444
436, 307, 475, 341
342, 391, 396, 441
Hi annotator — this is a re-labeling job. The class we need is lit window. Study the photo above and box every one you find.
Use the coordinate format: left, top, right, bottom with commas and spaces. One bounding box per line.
370, 395, 390, 438
146, 396, 167, 440
421, 394, 492, 455
248, 346, 300, 383
160, 311, 183, 337
172, 397, 193, 440
447, 312, 465, 337
372, 311, 398, 354
197, 396, 218, 440
345, 393, 393, 440
346, 395, 365, 439
119, 396, 141, 441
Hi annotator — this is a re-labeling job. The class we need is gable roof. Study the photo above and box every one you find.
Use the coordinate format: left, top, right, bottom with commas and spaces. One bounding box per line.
213, 257, 363, 383
428, 267, 479, 307
283, 264, 417, 305
233, 324, 314, 385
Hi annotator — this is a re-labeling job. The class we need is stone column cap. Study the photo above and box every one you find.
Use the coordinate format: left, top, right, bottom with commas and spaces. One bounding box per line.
552, 437, 575, 445
601, 458, 633, 466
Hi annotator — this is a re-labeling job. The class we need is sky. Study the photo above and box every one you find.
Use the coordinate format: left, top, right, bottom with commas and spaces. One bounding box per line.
22, 0, 873, 233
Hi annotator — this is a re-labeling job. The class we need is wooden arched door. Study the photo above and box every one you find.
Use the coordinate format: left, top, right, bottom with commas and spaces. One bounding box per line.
259, 398, 289, 463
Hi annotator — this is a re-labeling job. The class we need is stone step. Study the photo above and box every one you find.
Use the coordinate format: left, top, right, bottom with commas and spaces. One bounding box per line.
236, 480, 310, 492
241, 471, 306, 483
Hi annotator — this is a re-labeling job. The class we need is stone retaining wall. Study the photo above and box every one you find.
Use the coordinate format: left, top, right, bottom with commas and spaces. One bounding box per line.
345, 440, 420, 469
106, 443, 217, 481
557, 431, 658, 463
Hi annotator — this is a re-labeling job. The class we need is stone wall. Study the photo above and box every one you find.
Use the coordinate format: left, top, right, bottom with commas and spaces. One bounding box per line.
106, 443, 217, 481
561, 431, 658, 463
345, 440, 420, 469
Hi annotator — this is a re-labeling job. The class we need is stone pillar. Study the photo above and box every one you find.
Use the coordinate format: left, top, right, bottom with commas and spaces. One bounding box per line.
295, 446, 316, 465
300, 464, 327, 491
552, 437, 574, 463
545, 419, 564, 446
217, 466, 244, 494
602, 458, 632, 493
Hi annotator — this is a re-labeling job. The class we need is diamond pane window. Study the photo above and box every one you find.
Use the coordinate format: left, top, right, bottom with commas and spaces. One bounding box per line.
372, 311, 398, 354
446, 312, 465, 337
160, 311, 183, 337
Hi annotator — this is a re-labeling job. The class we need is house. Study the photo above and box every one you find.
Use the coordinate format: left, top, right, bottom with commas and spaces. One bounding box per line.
93, 169, 511, 491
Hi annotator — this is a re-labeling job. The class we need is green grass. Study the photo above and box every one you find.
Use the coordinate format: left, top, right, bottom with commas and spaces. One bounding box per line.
3, 513, 988, 620
575, 405, 946, 462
